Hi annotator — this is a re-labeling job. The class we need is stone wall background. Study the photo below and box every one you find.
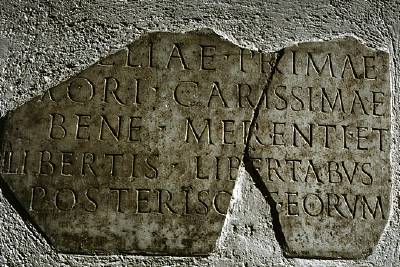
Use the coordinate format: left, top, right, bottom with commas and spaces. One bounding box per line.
0, 0, 399, 266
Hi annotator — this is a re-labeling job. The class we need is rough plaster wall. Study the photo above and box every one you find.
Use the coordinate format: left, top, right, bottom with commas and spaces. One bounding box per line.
0, 0, 399, 266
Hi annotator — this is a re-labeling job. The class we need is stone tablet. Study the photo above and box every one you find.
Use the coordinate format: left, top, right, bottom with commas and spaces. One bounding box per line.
246, 38, 391, 259
0, 30, 391, 259
0, 30, 270, 255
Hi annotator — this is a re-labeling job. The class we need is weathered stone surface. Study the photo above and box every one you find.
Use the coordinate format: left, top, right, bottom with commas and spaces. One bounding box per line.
0, 30, 271, 255
0, 30, 391, 259
246, 38, 391, 259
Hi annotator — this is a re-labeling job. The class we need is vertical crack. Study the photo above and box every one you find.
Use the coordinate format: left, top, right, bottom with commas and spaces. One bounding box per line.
242, 48, 289, 254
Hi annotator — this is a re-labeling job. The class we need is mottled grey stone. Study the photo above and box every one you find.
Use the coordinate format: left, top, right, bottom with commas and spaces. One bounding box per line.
246, 37, 391, 259
0, 31, 269, 256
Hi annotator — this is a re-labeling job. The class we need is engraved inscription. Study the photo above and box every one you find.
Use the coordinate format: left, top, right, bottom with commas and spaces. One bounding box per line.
0, 32, 391, 259
248, 38, 391, 259
0, 31, 267, 256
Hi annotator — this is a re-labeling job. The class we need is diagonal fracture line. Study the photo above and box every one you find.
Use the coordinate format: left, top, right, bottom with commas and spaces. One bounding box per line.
242, 48, 289, 254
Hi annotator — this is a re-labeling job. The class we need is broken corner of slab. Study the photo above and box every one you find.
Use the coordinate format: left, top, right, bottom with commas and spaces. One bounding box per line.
245, 36, 391, 259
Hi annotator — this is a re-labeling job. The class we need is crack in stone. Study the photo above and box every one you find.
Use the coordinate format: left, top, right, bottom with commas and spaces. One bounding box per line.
242, 48, 289, 254
0, 31, 391, 258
